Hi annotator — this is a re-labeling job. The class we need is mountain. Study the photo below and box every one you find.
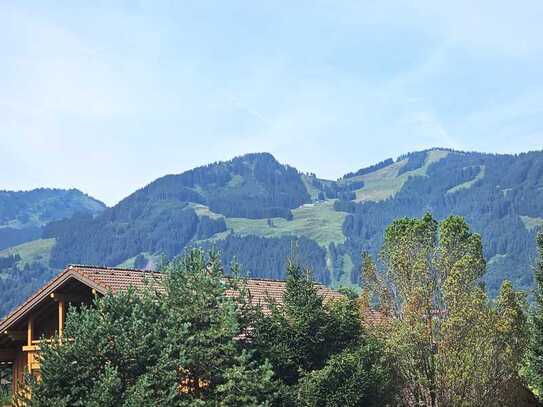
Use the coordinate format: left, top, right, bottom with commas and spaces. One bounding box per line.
0, 188, 106, 314
0, 188, 106, 250
335, 149, 543, 295
1, 149, 543, 316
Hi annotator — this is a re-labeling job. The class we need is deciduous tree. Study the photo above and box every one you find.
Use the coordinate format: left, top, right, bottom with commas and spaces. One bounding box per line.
362, 214, 528, 406
526, 232, 543, 399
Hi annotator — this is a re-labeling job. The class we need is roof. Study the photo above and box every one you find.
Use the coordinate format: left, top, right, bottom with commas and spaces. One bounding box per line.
0, 265, 343, 335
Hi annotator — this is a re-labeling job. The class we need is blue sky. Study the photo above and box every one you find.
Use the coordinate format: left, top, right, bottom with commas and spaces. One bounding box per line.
1, 1, 542, 205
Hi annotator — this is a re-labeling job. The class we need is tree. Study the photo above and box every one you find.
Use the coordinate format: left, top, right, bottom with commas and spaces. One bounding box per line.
526, 232, 543, 398
0, 365, 11, 406
24, 249, 284, 406
248, 260, 395, 405
249, 261, 360, 386
361, 213, 528, 406
297, 341, 393, 407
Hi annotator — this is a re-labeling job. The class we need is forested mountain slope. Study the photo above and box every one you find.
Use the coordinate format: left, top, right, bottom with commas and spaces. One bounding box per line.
0, 188, 106, 250
0, 188, 106, 315
1, 149, 542, 316
336, 149, 543, 295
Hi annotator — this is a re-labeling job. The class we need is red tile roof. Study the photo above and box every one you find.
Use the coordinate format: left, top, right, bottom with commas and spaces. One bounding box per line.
72, 265, 164, 293
0, 265, 343, 334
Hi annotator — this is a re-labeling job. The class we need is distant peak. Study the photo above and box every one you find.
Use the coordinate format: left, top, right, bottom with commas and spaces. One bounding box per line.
232, 152, 278, 162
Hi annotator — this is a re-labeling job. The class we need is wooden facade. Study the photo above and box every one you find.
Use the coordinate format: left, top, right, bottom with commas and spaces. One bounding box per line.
0, 265, 342, 401
0, 270, 98, 399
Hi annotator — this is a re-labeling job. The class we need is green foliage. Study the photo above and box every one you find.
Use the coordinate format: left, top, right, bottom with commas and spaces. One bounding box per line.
226, 200, 347, 246
397, 150, 428, 175
363, 213, 529, 406
249, 262, 359, 384
0, 259, 55, 317
25, 249, 284, 406
44, 153, 311, 268
0, 365, 11, 405
215, 352, 289, 406
297, 342, 393, 407
342, 158, 394, 179
200, 234, 331, 283
248, 260, 395, 405
0, 238, 55, 267
526, 232, 543, 398
0, 187, 105, 316
338, 149, 543, 293
45, 202, 201, 267
0, 239, 57, 317
4, 149, 543, 318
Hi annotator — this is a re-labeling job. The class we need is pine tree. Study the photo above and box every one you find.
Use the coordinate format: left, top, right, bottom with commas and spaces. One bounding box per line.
25, 249, 284, 406
248, 260, 395, 405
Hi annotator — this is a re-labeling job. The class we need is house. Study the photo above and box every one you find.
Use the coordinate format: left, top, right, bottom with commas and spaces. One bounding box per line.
0, 264, 343, 396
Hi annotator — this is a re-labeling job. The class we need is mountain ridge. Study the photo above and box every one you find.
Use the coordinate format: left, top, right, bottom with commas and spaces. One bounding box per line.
0, 188, 106, 250
1, 147, 542, 316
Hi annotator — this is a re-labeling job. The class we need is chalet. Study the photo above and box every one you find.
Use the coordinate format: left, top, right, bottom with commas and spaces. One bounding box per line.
0, 264, 342, 397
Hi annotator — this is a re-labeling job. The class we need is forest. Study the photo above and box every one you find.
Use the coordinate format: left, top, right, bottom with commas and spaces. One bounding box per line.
6, 215, 543, 406
1, 149, 542, 317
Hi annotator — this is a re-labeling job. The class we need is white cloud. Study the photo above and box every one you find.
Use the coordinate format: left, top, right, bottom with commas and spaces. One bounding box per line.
0, 1, 542, 203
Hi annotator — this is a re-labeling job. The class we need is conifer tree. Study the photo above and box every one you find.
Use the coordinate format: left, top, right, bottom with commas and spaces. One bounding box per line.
249, 260, 395, 406
24, 249, 285, 406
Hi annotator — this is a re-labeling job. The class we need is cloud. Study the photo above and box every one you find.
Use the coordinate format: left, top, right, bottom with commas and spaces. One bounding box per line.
1, 1, 542, 204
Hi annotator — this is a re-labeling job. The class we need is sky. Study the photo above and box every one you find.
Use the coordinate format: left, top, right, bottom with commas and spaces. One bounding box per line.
1, 1, 542, 206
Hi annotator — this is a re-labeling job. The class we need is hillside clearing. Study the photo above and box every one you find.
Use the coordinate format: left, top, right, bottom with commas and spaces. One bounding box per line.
226, 200, 347, 246
447, 165, 486, 194
520, 216, 543, 231
0, 238, 55, 266
354, 149, 450, 202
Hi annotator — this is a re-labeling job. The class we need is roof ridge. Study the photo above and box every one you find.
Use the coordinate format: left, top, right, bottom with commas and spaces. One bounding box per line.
69, 266, 327, 285
232, 275, 328, 285
68, 264, 159, 273
227, 275, 286, 282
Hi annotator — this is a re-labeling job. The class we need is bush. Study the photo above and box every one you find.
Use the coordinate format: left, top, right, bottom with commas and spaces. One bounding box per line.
297, 342, 395, 407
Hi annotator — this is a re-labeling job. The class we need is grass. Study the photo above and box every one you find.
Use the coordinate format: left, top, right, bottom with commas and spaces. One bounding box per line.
330, 254, 359, 291
520, 216, 543, 232
189, 203, 224, 220
226, 200, 347, 247
0, 238, 55, 266
301, 174, 324, 201
189, 201, 353, 287
120, 201, 347, 274
447, 165, 486, 194
189, 151, 447, 287
352, 149, 449, 202
226, 200, 349, 287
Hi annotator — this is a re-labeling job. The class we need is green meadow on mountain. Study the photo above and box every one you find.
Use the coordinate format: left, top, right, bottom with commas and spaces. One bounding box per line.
0, 188, 106, 251
1, 148, 542, 316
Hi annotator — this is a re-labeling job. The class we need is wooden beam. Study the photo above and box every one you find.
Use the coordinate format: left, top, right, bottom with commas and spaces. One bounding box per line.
27, 316, 34, 372
58, 300, 65, 337
27, 316, 33, 347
